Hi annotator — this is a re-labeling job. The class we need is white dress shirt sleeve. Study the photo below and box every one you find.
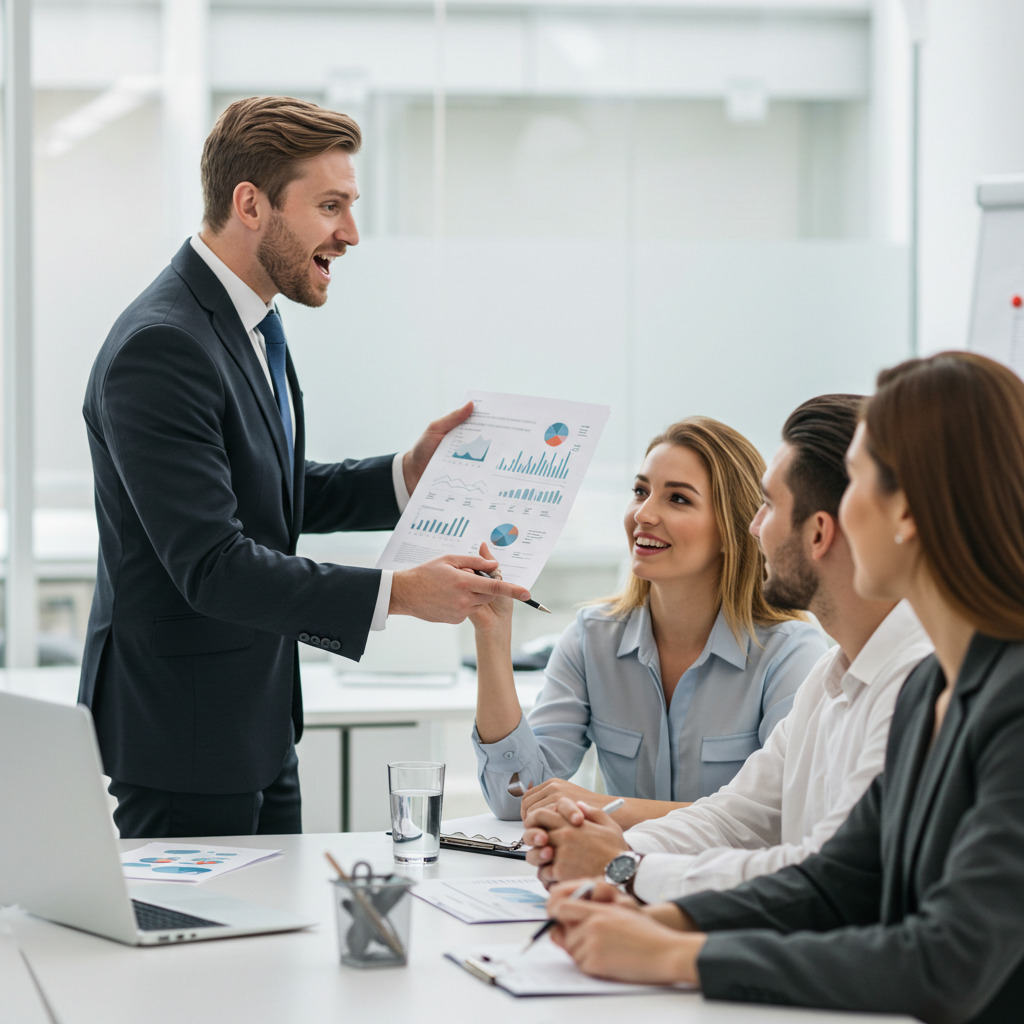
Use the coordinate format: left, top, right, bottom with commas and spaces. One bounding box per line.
628, 641, 909, 902
369, 454, 412, 631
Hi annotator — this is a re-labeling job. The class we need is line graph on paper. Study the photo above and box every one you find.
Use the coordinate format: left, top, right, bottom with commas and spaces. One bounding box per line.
431, 476, 488, 494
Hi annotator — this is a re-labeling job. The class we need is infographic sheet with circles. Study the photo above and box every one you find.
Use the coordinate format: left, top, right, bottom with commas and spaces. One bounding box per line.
376, 392, 610, 588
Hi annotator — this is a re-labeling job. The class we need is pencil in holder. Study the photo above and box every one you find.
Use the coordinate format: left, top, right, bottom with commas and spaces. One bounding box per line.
330, 861, 413, 968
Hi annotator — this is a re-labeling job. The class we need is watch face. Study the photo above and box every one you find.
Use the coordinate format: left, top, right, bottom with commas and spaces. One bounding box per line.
606, 853, 638, 884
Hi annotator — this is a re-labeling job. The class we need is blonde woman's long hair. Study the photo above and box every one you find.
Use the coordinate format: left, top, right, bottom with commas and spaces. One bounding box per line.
602, 417, 804, 641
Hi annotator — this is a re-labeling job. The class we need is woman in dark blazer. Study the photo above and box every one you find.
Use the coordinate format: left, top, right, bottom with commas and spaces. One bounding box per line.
548, 351, 1024, 1024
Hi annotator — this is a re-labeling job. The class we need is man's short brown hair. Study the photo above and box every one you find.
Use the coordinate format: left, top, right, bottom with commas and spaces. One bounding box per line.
201, 95, 362, 232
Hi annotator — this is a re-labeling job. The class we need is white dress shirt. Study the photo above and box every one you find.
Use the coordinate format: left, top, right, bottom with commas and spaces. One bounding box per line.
625, 601, 933, 903
188, 233, 408, 630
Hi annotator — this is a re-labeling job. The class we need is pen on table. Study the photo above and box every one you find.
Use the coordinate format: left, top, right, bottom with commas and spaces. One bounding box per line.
473, 569, 551, 613
520, 798, 625, 953
521, 879, 596, 953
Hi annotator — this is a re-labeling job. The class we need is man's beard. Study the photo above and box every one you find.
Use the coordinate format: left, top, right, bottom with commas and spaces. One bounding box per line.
256, 212, 328, 308
762, 528, 818, 612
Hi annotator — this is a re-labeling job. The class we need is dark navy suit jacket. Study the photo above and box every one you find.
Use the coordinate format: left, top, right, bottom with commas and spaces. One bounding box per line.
79, 240, 400, 794
679, 632, 1024, 1024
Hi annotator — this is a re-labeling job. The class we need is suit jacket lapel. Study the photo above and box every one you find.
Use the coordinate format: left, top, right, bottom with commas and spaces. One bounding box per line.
900, 634, 1004, 893
170, 241, 296, 515
880, 665, 938, 913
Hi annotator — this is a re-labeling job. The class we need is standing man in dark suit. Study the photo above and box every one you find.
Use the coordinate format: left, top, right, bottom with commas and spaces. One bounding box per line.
80, 96, 530, 840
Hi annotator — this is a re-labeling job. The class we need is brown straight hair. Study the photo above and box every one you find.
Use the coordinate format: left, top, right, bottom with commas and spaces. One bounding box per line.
201, 96, 362, 232
863, 350, 1024, 640
603, 417, 805, 642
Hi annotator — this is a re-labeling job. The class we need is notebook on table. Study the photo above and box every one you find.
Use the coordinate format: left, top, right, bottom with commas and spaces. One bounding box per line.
0, 691, 314, 946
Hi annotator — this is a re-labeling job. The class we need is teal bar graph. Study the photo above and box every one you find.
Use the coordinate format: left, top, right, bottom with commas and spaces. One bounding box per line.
496, 449, 572, 479
498, 487, 562, 505
411, 514, 469, 538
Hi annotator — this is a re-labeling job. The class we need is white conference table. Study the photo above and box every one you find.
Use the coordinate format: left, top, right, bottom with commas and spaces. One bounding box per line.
1, 830, 912, 1024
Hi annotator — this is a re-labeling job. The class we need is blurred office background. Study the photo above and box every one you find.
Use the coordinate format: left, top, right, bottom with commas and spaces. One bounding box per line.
2, 1, 1024, 822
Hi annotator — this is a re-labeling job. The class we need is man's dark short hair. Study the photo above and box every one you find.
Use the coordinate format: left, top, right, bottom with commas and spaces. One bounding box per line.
781, 394, 863, 524
201, 96, 362, 232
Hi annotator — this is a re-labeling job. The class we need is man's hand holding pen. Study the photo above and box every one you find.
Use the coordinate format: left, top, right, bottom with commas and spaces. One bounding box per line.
389, 551, 531, 624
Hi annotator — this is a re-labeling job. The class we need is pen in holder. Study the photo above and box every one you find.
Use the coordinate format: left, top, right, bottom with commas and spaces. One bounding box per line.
328, 856, 413, 968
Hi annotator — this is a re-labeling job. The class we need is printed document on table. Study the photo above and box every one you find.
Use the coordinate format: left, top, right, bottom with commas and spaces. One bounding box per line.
445, 942, 692, 995
121, 843, 281, 882
413, 875, 550, 923
376, 392, 610, 588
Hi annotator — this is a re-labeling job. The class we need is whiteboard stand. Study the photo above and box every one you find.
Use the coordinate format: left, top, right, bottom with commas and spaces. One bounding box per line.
967, 175, 1024, 376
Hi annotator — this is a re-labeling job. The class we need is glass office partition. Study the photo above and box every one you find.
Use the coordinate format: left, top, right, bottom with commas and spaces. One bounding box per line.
22, 0, 910, 661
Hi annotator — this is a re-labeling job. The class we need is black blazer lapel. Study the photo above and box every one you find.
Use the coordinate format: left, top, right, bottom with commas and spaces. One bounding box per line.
879, 664, 938, 914
169, 241, 296, 513
899, 634, 1004, 899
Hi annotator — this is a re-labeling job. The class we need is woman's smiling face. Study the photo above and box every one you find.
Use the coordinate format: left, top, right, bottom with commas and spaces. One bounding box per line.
624, 442, 723, 590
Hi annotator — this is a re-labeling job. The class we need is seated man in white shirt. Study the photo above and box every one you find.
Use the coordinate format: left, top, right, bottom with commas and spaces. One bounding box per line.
523, 394, 934, 901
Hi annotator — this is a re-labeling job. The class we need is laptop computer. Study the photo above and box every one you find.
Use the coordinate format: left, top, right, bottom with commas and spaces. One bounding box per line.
0, 691, 315, 945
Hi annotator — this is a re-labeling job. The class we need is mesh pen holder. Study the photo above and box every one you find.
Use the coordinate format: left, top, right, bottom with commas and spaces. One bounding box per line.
331, 862, 413, 968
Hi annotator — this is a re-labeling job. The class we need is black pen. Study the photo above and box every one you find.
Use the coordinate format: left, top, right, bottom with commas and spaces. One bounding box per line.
521, 879, 596, 953
473, 569, 551, 613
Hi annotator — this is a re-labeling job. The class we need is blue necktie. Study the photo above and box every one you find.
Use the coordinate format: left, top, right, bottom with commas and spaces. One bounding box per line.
258, 310, 295, 479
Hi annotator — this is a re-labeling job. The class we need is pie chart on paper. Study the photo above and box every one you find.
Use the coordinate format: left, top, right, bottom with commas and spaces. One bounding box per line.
544, 422, 569, 446
490, 523, 519, 547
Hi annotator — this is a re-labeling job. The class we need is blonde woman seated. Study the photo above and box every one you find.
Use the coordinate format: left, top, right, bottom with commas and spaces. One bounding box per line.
471, 417, 827, 825
548, 352, 1024, 1024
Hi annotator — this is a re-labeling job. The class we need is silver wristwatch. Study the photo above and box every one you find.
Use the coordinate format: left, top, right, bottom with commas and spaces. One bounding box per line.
604, 850, 644, 896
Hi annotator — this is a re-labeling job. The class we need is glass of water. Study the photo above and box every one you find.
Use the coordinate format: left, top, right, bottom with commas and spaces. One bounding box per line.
387, 761, 445, 864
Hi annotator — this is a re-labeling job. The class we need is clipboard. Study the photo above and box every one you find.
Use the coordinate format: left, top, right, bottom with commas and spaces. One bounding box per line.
439, 813, 528, 859
445, 943, 686, 997
439, 831, 527, 859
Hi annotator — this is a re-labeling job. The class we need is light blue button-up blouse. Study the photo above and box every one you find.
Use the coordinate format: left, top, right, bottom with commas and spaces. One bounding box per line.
473, 601, 828, 820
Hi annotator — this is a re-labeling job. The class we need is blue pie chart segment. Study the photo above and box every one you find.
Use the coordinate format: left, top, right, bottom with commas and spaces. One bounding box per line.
545, 422, 569, 447
491, 523, 519, 547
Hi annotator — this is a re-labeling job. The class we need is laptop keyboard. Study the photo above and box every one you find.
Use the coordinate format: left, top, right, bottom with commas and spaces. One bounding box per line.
132, 899, 225, 932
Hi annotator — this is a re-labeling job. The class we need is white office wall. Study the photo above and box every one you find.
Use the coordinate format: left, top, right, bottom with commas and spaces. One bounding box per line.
388, 97, 869, 240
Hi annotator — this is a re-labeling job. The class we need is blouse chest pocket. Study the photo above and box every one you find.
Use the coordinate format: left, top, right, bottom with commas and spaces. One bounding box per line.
700, 730, 759, 797
586, 717, 643, 795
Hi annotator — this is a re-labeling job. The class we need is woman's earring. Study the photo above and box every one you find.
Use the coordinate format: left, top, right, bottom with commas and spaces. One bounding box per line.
894, 534, 903, 545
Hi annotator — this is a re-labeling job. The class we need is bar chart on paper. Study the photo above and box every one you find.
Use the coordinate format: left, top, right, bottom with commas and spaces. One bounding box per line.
495, 448, 572, 479
497, 487, 563, 504
411, 515, 471, 538
376, 393, 610, 588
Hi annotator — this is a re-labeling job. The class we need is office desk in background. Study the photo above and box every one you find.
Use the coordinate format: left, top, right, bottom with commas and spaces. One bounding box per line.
0, 665, 545, 831
1, 831, 913, 1024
